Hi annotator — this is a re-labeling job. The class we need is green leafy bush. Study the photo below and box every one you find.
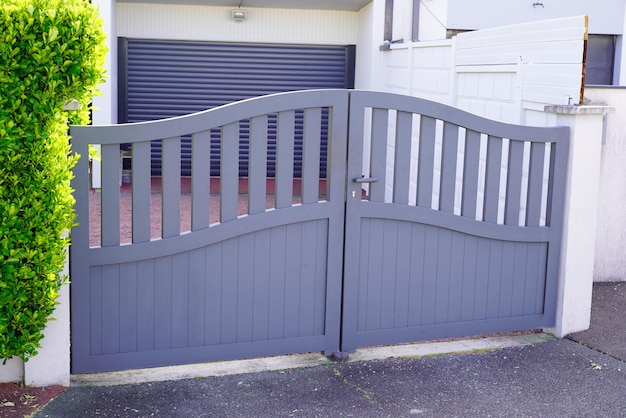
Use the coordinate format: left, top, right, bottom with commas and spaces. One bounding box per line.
0, 0, 107, 361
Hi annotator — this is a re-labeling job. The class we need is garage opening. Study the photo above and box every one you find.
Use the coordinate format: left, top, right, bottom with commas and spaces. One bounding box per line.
118, 38, 356, 177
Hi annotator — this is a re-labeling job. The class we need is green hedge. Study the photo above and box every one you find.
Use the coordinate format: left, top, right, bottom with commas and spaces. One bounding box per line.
0, 0, 106, 361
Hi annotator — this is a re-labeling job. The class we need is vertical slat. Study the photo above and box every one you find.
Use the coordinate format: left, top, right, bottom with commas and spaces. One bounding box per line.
314, 220, 328, 336
369, 108, 388, 202
462, 129, 481, 219
486, 241, 503, 319
511, 243, 529, 317
221, 123, 239, 222
205, 243, 223, 345
326, 92, 349, 207
162, 137, 181, 238
483, 135, 503, 223
101, 265, 120, 354
526, 142, 546, 227
249, 116, 268, 215
357, 219, 371, 331
365, 219, 385, 330
268, 226, 287, 340
302, 108, 322, 204
237, 234, 255, 343
252, 229, 271, 341
132, 142, 151, 243
276, 110, 295, 209
498, 242, 516, 318
393, 111, 413, 204
188, 248, 206, 347
89, 267, 103, 355
380, 220, 399, 329
154, 256, 172, 350
137, 260, 155, 351
420, 225, 438, 325
534, 243, 548, 314
460, 236, 478, 321
119, 263, 138, 353
473, 238, 491, 320
407, 224, 426, 327
101, 144, 121, 247
394, 221, 412, 328
447, 232, 465, 322
524, 243, 543, 315
416, 116, 436, 208
299, 221, 318, 336
440, 122, 459, 213
192, 130, 211, 230
221, 238, 238, 344
505, 140, 525, 226
434, 229, 452, 324
171, 252, 189, 348
545, 143, 557, 227
284, 223, 303, 338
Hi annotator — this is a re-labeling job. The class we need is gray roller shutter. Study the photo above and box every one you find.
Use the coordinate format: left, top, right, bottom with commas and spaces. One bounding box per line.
119, 38, 355, 177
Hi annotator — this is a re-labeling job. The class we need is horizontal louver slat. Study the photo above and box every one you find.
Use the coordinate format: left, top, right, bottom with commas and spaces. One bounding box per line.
125, 39, 348, 178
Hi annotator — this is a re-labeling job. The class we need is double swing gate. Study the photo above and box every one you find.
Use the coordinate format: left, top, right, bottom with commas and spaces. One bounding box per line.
70, 90, 569, 373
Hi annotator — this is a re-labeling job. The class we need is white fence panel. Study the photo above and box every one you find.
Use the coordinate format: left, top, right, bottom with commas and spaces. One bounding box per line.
380, 15, 587, 125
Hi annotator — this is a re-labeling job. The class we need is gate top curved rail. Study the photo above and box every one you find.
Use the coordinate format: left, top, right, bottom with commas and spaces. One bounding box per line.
71, 89, 349, 144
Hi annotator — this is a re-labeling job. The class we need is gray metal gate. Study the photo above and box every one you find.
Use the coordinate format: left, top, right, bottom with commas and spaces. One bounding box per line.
70, 90, 568, 373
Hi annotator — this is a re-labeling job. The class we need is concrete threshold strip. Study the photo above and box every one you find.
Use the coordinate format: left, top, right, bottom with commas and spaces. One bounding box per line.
72, 332, 554, 387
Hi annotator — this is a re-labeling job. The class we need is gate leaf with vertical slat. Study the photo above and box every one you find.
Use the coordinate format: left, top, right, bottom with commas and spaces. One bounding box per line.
70, 90, 568, 374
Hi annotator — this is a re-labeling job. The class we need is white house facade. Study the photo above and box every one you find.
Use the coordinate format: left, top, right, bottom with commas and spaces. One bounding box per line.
1, 0, 619, 387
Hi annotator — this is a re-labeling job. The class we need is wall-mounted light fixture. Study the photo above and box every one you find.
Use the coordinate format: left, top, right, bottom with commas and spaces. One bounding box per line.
232, 8, 247, 22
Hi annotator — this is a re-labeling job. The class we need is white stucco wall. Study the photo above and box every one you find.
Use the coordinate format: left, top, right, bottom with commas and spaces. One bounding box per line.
417, 0, 448, 40
355, 1, 380, 90
116, 3, 359, 45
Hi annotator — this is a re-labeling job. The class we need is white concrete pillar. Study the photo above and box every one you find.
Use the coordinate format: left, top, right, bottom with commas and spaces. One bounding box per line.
544, 105, 614, 337
23, 249, 71, 387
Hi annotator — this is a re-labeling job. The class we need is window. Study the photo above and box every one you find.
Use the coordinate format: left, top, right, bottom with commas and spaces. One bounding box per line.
585, 35, 615, 85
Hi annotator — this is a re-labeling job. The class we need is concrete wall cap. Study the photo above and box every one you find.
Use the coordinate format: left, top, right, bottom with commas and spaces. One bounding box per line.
544, 105, 615, 115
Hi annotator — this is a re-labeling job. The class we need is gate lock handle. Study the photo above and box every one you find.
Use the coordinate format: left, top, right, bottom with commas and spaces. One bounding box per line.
353, 175, 378, 184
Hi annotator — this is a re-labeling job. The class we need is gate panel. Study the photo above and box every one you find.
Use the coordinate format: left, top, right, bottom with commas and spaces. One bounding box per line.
353, 218, 549, 346
70, 90, 348, 373
342, 91, 569, 352
81, 221, 330, 370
